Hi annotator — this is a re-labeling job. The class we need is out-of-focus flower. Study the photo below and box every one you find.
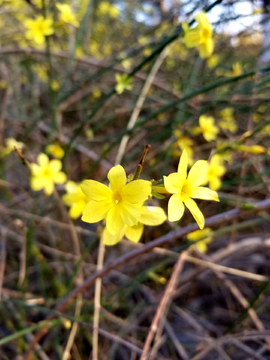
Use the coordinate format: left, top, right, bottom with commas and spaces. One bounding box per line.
46, 144, 64, 159
206, 154, 226, 191
164, 150, 219, 229
102, 205, 167, 246
174, 130, 194, 165
98, 2, 119, 18
236, 145, 266, 155
207, 54, 220, 68
1, 138, 24, 157
56, 3, 79, 27
62, 181, 89, 219
218, 108, 237, 133
183, 12, 214, 58
24, 16, 54, 45
115, 73, 133, 94
30, 153, 66, 196
225, 62, 243, 77
187, 228, 212, 253
198, 115, 219, 142
80, 165, 151, 235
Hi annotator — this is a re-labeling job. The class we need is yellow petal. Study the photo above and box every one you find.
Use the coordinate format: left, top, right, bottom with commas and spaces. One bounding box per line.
195, 12, 210, 29
190, 187, 219, 201
188, 160, 208, 187
106, 206, 125, 235
80, 180, 112, 201
65, 180, 78, 193
30, 163, 42, 176
37, 153, 49, 167
177, 149, 188, 178
49, 159, 62, 172
52, 171, 67, 184
120, 202, 140, 226
82, 200, 111, 223
69, 202, 85, 219
102, 227, 126, 246
121, 180, 151, 204
199, 38, 214, 58
164, 173, 182, 194
209, 178, 221, 191
184, 31, 201, 47
168, 194, 185, 222
184, 197, 204, 229
44, 181, 54, 196
125, 223, 144, 242
108, 165, 126, 193
139, 206, 167, 225
31, 177, 45, 191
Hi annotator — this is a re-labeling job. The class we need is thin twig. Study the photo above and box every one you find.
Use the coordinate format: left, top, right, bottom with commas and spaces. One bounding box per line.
0, 228, 7, 301
92, 238, 105, 360
115, 43, 173, 165
140, 251, 187, 360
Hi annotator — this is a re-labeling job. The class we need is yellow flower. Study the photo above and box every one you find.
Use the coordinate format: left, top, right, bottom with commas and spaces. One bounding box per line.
56, 3, 79, 27
199, 115, 219, 142
98, 1, 119, 18
102, 205, 167, 246
115, 73, 133, 94
225, 62, 242, 77
184, 12, 214, 58
164, 150, 219, 229
206, 154, 226, 191
218, 108, 237, 133
62, 181, 89, 219
207, 54, 220, 68
175, 131, 194, 165
24, 16, 54, 45
187, 228, 212, 253
1, 138, 24, 157
80, 165, 151, 236
30, 153, 67, 196
46, 144, 64, 159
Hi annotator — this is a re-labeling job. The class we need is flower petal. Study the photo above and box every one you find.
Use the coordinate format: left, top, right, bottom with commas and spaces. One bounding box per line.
52, 171, 67, 184
44, 181, 54, 196
184, 197, 205, 229
30, 164, 42, 176
49, 159, 62, 172
177, 149, 188, 179
80, 180, 112, 201
102, 227, 126, 246
125, 223, 144, 243
120, 202, 140, 226
108, 165, 126, 193
139, 206, 167, 226
37, 153, 49, 167
188, 160, 208, 187
164, 173, 182, 194
106, 206, 125, 235
31, 177, 45, 191
190, 187, 219, 201
121, 180, 151, 204
69, 202, 85, 219
81, 200, 111, 223
168, 194, 185, 222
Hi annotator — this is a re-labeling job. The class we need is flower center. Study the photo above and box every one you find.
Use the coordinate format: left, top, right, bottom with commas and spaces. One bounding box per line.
113, 192, 122, 204
43, 168, 52, 177
181, 180, 192, 200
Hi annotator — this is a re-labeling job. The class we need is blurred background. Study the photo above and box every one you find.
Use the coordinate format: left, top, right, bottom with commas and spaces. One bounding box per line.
1, 0, 270, 359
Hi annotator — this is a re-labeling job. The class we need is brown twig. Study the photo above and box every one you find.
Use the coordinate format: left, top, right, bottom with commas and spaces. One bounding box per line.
139, 251, 187, 360
24, 198, 270, 360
